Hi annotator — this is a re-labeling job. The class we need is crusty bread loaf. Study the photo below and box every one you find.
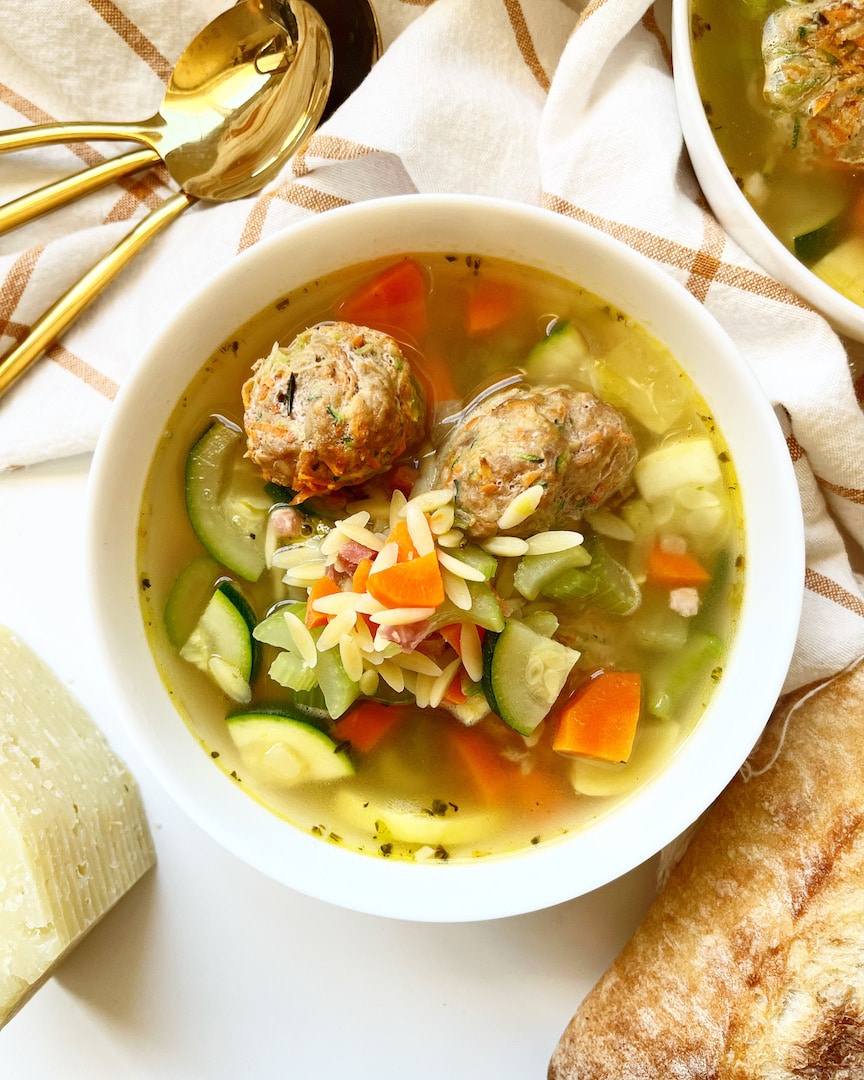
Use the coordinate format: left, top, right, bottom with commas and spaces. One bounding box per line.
549, 660, 864, 1080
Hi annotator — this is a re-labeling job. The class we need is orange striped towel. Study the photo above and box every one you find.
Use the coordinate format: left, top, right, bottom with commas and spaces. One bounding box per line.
1, 0, 863, 692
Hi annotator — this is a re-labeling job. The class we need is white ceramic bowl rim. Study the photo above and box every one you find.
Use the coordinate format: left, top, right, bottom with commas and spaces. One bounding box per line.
671, 0, 864, 343
87, 193, 804, 922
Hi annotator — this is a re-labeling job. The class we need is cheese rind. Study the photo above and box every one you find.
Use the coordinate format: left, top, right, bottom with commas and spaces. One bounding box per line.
0, 627, 156, 1028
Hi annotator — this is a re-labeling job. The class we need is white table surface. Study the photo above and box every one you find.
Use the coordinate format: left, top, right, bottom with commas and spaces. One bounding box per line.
0, 451, 659, 1079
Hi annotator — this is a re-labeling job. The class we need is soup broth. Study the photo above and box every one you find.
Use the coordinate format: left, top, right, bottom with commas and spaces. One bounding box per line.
691, 0, 864, 307
139, 252, 743, 862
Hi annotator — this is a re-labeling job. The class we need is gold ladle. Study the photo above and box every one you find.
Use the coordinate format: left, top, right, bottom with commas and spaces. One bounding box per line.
0, 0, 335, 400
0, 0, 335, 228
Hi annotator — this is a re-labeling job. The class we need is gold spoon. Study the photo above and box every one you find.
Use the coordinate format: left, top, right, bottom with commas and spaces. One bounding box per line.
0, 0, 333, 230
0, 0, 335, 400
0, 0, 383, 232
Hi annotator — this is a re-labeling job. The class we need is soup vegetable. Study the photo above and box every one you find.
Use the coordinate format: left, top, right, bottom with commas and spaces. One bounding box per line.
139, 253, 743, 863
691, 0, 864, 306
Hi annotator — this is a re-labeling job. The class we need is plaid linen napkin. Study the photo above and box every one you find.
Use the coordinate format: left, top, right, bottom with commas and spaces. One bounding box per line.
2, 0, 864, 692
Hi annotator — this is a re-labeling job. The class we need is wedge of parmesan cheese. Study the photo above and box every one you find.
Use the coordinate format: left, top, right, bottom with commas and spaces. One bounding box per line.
0, 627, 155, 1029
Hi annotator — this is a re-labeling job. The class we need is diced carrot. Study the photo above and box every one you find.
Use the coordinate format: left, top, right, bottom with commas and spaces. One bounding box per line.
385, 519, 418, 563
449, 725, 514, 804
645, 544, 711, 589
552, 671, 642, 765
352, 557, 373, 594
438, 623, 463, 655
305, 576, 340, 628
383, 462, 419, 497
438, 622, 485, 657
465, 278, 520, 336
442, 667, 467, 705
413, 346, 459, 401
331, 701, 407, 754
512, 763, 570, 814
366, 550, 445, 610
853, 190, 864, 234
337, 258, 428, 340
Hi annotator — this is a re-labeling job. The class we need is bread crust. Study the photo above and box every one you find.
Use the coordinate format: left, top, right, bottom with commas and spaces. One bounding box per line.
548, 660, 864, 1080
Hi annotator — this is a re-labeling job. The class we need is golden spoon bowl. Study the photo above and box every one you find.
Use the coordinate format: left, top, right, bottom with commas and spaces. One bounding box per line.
0, 0, 343, 401
0, 0, 333, 203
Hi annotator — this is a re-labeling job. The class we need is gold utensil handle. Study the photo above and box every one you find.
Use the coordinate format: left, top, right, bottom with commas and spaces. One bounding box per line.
0, 121, 152, 154
0, 191, 192, 402
0, 148, 161, 237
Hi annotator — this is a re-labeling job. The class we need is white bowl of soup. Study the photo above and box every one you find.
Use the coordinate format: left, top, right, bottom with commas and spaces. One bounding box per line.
88, 193, 803, 921
673, 0, 864, 342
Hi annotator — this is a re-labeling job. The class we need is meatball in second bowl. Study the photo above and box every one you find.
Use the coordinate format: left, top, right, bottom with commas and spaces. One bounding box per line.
243, 321, 426, 498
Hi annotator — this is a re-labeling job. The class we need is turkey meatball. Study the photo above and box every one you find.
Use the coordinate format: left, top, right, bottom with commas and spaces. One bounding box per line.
433, 385, 637, 539
763, 1, 864, 165
242, 321, 425, 498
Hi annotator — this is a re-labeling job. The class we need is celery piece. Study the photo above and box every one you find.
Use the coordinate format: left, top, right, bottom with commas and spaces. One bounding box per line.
448, 544, 498, 580
633, 599, 690, 652
466, 580, 506, 632
692, 549, 732, 631
586, 539, 641, 615
646, 631, 722, 721
315, 644, 360, 719
252, 602, 309, 650
542, 538, 640, 615
425, 580, 505, 635
514, 545, 591, 601
268, 650, 319, 693
541, 568, 595, 602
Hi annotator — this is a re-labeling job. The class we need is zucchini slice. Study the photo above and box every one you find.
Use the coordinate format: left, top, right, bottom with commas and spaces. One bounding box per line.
164, 554, 223, 649
480, 629, 501, 717
227, 712, 354, 787
333, 789, 496, 848
523, 321, 591, 383
772, 177, 848, 263
186, 420, 269, 582
490, 619, 580, 736
794, 215, 843, 265
179, 581, 258, 702
811, 236, 864, 307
